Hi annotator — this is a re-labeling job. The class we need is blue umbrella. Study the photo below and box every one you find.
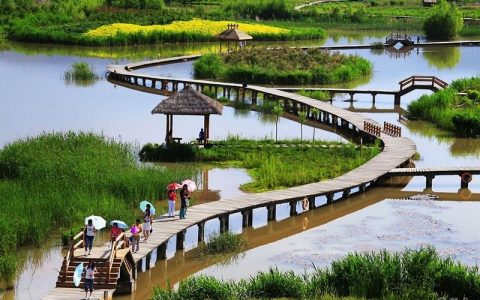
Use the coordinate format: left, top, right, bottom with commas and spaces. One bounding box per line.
109, 220, 128, 229
139, 200, 156, 215
73, 262, 84, 287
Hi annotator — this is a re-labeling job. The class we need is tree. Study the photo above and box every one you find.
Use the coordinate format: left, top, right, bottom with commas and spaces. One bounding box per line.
311, 108, 320, 142
272, 105, 283, 141
424, 0, 463, 40
299, 110, 307, 144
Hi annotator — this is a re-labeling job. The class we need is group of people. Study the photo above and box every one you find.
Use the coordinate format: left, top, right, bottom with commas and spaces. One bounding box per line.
80, 185, 191, 297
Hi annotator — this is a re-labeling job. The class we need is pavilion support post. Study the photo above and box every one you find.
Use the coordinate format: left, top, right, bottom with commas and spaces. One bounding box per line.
165, 114, 170, 143
204, 114, 210, 146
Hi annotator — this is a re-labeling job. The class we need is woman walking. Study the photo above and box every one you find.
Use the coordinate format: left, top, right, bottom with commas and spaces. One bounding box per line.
179, 184, 190, 219
84, 260, 97, 299
84, 219, 96, 256
167, 189, 176, 218
130, 219, 142, 253
143, 204, 153, 242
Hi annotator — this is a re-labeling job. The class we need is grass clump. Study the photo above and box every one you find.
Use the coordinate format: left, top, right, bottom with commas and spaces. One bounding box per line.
424, 0, 463, 40
152, 247, 480, 300
297, 90, 331, 102
64, 62, 99, 86
193, 48, 372, 85
0, 132, 192, 280
195, 231, 246, 259
408, 76, 480, 136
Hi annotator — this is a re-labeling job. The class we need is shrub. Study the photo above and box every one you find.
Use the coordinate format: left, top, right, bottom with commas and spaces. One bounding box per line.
139, 142, 196, 162
247, 268, 305, 298
424, 0, 463, 40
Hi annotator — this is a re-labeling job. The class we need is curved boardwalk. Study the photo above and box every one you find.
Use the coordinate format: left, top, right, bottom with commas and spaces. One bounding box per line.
45, 55, 417, 299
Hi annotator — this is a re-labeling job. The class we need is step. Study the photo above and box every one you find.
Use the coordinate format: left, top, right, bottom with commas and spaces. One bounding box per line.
56, 277, 118, 285
66, 265, 120, 272
58, 275, 119, 282
56, 282, 117, 289
63, 268, 120, 275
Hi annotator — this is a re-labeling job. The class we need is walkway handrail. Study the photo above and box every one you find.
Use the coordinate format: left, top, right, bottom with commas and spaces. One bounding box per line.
62, 230, 84, 282
399, 75, 448, 91
106, 232, 125, 282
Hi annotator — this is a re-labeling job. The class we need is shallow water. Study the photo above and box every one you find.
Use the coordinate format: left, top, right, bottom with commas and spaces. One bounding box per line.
1, 32, 480, 299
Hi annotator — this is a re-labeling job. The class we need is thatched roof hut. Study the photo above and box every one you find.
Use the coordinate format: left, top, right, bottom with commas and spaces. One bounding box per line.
152, 85, 223, 145
217, 24, 253, 52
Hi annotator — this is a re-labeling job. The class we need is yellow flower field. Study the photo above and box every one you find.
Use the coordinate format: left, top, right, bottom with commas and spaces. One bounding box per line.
84, 19, 289, 38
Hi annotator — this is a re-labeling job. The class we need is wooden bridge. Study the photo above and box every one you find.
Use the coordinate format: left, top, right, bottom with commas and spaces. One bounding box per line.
385, 33, 415, 47
387, 166, 480, 189
45, 55, 418, 299
278, 75, 447, 105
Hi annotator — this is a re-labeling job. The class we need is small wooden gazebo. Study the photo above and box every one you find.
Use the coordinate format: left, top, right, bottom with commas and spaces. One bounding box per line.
217, 24, 253, 53
151, 85, 223, 146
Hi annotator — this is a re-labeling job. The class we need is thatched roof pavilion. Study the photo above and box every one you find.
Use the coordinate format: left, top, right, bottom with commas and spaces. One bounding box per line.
217, 24, 253, 53
151, 85, 223, 145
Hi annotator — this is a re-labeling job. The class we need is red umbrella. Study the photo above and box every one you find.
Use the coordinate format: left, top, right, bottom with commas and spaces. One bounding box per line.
167, 182, 182, 190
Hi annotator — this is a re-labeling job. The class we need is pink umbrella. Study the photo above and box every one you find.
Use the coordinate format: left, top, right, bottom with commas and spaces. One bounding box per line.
166, 182, 182, 190
182, 179, 197, 192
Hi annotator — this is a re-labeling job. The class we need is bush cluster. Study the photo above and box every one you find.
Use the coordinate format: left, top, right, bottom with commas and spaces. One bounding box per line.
424, 0, 463, 40
193, 48, 372, 85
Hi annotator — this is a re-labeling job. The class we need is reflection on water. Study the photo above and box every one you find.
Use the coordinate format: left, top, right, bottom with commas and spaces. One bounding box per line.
422, 46, 461, 70
406, 120, 480, 158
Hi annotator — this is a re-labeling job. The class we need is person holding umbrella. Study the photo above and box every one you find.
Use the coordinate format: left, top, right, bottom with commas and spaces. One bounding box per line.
84, 260, 97, 300
167, 188, 177, 218
84, 219, 96, 256
142, 204, 153, 242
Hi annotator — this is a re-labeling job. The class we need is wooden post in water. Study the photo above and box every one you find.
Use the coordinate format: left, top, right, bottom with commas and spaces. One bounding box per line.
219, 215, 229, 233
267, 204, 276, 221
157, 242, 167, 260
326, 194, 334, 204
289, 201, 297, 216
425, 175, 435, 189
176, 230, 186, 251
308, 196, 315, 210
198, 222, 205, 242
241, 210, 252, 228
342, 189, 351, 198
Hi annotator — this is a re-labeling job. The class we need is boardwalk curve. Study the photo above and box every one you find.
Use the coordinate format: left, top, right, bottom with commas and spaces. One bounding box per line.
45, 55, 417, 299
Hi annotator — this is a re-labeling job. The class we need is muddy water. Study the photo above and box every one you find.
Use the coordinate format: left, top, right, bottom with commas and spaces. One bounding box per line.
1, 35, 480, 299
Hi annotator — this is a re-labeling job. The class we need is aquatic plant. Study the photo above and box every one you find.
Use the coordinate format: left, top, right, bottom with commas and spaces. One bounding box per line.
193, 48, 372, 85
151, 247, 480, 300
0, 132, 193, 279
195, 231, 246, 258
64, 62, 99, 86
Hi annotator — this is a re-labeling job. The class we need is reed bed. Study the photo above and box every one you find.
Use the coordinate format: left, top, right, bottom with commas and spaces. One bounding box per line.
194, 231, 246, 259
152, 247, 480, 300
193, 48, 372, 85
0, 132, 193, 284
408, 76, 480, 136
64, 62, 99, 86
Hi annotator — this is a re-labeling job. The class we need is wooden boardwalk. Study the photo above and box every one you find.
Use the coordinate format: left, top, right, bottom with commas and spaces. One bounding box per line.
45, 55, 417, 299
388, 166, 480, 189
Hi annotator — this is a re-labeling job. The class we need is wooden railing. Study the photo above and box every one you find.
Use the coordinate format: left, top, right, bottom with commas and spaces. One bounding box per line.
364, 121, 381, 137
106, 232, 127, 282
386, 33, 412, 42
383, 121, 402, 137
399, 76, 448, 91
62, 230, 84, 282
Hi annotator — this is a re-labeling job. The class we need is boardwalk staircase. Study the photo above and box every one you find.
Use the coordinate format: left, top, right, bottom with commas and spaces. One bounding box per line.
56, 231, 135, 293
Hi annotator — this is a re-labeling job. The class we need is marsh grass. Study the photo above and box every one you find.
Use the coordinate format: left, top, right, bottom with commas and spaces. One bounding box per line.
141, 138, 380, 192
408, 76, 480, 136
193, 48, 372, 85
64, 62, 99, 86
297, 90, 331, 102
194, 231, 246, 260
152, 247, 480, 300
0, 132, 193, 280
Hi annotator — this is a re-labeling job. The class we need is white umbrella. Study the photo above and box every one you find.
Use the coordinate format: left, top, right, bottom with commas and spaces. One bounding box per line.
85, 215, 106, 230
182, 179, 197, 192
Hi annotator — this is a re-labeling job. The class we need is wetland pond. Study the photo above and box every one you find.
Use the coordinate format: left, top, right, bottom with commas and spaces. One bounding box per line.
1, 32, 479, 299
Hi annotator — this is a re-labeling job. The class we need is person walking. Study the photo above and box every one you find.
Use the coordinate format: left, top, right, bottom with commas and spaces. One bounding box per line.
110, 222, 122, 249
179, 184, 190, 219
84, 260, 97, 300
143, 204, 153, 242
168, 189, 176, 218
130, 219, 142, 253
84, 219, 96, 256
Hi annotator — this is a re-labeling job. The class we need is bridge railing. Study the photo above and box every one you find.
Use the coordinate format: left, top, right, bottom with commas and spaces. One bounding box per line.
62, 230, 84, 282
386, 33, 412, 43
383, 121, 401, 137
106, 232, 128, 283
364, 121, 381, 137
399, 75, 448, 91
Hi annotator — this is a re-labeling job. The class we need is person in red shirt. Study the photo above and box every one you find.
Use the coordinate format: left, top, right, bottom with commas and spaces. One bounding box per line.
110, 222, 122, 245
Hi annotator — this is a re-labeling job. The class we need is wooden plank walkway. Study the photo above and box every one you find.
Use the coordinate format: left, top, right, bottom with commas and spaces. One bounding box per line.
44, 56, 417, 299
389, 166, 480, 176
43, 288, 113, 300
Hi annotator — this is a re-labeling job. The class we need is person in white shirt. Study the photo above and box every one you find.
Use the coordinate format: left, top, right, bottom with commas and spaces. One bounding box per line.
84, 260, 97, 299
84, 219, 96, 256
